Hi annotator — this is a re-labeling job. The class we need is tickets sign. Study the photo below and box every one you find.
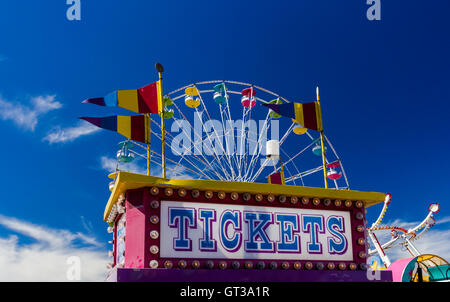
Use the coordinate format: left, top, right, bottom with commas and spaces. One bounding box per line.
160, 201, 354, 261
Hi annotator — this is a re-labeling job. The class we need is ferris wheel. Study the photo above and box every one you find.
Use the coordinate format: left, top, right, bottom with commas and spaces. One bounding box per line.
113, 80, 349, 190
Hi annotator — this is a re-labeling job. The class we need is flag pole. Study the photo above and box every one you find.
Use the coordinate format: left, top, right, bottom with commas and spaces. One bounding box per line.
156, 63, 166, 179
316, 86, 329, 189
146, 114, 151, 176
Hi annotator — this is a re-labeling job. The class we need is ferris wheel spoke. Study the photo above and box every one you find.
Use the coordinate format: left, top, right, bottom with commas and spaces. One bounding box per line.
195, 86, 235, 176
168, 101, 231, 181
324, 135, 349, 189
218, 99, 237, 179
223, 86, 242, 178
285, 165, 324, 182
193, 104, 233, 180
151, 117, 226, 181
242, 111, 272, 182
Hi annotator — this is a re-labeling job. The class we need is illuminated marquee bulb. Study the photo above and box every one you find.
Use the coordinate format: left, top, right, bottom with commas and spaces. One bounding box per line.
357, 238, 365, 246
149, 260, 159, 268
323, 199, 331, 206
281, 262, 289, 270
178, 188, 187, 197
290, 196, 298, 204
358, 251, 366, 259
244, 261, 253, 269
327, 263, 335, 270
217, 191, 226, 199
205, 191, 213, 199
344, 200, 353, 207
312, 198, 320, 206
230, 192, 239, 200
150, 215, 160, 224
293, 262, 301, 270
255, 194, 263, 202
267, 194, 275, 202
178, 260, 187, 269
242, 193, 251, 201
150, 187, 159, 196
107, 226, 114, 233
164, 261, 173, 269
150, 230, 159, 239
301, 197, 310, 205
304, 262, 313, 270
355, 200, 364, 208
338, 263, 346, 270
117, 205, 125, 214
334, 199, 342, 207
192, 260, 200, 269
356, 225, 365, 232
150, 245, 159, 254
218, 261, 227, 270
279, 195, 287, 203
164, 187, 174, 196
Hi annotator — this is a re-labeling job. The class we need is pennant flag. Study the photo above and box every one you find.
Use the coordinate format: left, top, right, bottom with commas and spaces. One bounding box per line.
263, 102, 323, 131
267, 170, 285, 185
82, 81, 163, 114
80, 115, 150, 144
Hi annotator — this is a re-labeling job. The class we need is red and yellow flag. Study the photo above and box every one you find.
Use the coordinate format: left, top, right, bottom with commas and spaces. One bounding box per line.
80, 115, 150, 144
82, 81, 163, 114
263, 102, 323, 132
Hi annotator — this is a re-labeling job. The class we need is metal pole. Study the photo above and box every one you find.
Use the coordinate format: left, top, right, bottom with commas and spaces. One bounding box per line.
316, 86, 329, 189
156, 63, 166, 179
146, 114, 151, 176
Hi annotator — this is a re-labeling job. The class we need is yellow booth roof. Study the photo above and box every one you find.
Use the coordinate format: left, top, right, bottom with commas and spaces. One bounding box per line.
104, 172, 387, 221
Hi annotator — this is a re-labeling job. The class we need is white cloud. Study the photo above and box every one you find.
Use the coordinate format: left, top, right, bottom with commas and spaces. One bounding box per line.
0, 214, 108, 282
43, 121, 100, 144
0, 95, 62, 131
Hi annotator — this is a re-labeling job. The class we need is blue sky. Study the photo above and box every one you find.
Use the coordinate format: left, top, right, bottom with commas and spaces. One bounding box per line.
0, 1, 449, 280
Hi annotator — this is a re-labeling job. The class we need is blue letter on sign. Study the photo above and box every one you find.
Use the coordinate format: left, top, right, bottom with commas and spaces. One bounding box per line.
302, 215, 324, 254
327, 216, 348, 255
275, 214, 300, 253
244, 212, 274, 252
220, 210, 242, 252
168, 208, 196, 251
199, 209, 217, 251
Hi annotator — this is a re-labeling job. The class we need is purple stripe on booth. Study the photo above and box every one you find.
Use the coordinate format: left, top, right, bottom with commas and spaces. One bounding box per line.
106, 268, 393, 282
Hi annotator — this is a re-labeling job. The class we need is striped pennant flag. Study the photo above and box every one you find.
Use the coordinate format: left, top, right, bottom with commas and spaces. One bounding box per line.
80, 115, 150, 144
82, 81, 163, 114
263, 102, 323, 131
